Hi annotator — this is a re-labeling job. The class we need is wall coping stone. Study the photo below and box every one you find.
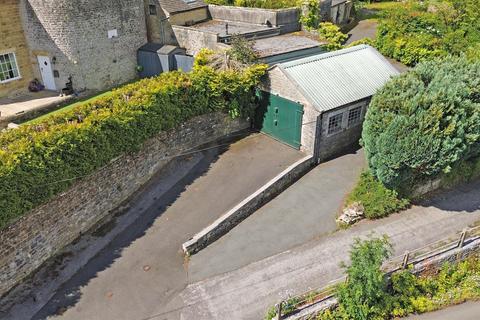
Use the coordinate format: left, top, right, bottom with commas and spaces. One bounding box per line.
183, 154, 314, 255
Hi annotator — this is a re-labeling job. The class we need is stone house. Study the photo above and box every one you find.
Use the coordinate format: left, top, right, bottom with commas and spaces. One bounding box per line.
258, 45, 399, 162
0, 0, 208, 98
0, 0, 35, 98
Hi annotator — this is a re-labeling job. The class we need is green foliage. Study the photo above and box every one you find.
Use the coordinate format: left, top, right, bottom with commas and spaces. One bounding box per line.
335, 237, 393, 320
362, 56, 480, 190
0, 61, 267, 229
299, 0, 320, 30
345, 37, 376, 49
228, 35, 259, 65
375, 0, 480, 66
317, 257, 480, 319
204, 0, 300, 9
317, 22, 348, 51
390, 257, 480, 317
346, 171, 410, 219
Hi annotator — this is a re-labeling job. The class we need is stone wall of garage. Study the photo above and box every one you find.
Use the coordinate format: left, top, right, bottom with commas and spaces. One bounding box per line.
0, 112, 249, 298
317, 99, 369, 162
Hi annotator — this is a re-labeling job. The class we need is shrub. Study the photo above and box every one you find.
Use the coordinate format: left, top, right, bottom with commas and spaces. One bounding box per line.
362, 56, 480, 190
346, 171, 410, 219
0, 62, 267, 229
205, 0, 300, 9
228, 35, 259, 65
375, 0, 480, 66
335, 237, 393, 320
317, 22, 348, 51
345, 38, 376, 49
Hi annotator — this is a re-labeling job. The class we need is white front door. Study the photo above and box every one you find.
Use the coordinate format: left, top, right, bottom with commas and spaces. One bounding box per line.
37, 56, 56, 90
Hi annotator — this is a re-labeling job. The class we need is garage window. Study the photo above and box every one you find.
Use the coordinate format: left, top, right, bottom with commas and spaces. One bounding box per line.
328, 112, 343, 135
149, 4, 157, 15
347, 105, 363, 127
0, 52, 21, 83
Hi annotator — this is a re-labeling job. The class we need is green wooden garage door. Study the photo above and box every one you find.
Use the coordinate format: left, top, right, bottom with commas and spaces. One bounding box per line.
255, 90, 303, 149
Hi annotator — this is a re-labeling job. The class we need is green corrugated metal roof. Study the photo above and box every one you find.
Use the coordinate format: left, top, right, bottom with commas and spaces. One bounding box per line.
279, 45, 400, 112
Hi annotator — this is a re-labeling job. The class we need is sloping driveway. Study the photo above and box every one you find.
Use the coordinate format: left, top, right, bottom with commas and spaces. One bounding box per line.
179, 180, 480, 319
4, 133, 304, 320
188, 148, 366, 282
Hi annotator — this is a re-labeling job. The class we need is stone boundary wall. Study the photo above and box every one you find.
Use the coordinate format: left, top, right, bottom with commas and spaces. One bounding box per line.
0, 113, 249, 297
283, 236, 480, 320
208, 4, 300, 34
172, 25, 226, 56
183, 155, 314, 255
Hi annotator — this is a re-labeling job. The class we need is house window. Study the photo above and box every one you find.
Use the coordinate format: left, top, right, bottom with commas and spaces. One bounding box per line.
328, 112, 343, 135
0, 52, 21, 83
149, 4, 157, 15
347, 105, 363, 127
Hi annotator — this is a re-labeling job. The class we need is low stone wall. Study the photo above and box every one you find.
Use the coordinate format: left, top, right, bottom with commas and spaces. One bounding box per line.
172, 25, 225, 55
208, 4, 300, 34
183, 155, 314, 255
0, 112, 249, 297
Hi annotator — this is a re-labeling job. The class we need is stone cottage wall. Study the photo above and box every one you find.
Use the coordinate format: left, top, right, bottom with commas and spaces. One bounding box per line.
0, 112, 249, 297
0, 0, 35, 98
20, 0, 147, 92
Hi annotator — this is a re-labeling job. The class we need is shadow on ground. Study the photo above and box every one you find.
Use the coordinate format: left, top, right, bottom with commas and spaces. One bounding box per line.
29, 136, 240, 319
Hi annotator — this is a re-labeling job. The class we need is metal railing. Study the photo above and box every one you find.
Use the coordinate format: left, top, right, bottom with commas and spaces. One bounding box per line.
273, 225, 480, 320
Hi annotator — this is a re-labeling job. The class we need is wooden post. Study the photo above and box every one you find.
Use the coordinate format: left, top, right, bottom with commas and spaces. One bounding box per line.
458, 228, 468, 248
402, 251, 410, 269
276, 302, 283, 320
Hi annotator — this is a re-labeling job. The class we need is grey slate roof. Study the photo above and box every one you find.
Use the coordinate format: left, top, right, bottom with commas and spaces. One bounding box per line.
279, 45, 399, 112
159, 0, 207, 14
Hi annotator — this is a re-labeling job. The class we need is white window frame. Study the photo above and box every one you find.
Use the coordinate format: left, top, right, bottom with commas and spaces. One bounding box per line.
326, 109, 345, 136
346, 104, 364, 128
0, 52, 21, 84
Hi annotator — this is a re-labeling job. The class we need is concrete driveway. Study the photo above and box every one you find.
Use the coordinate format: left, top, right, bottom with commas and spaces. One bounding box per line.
3, 133, 304, 320
188, 148, 366, 282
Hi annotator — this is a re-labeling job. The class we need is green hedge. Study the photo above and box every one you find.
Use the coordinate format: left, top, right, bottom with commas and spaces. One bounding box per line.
0, 61, 267, 229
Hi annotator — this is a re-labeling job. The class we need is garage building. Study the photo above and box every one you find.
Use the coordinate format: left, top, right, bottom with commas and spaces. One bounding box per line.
257, 44, 400, 162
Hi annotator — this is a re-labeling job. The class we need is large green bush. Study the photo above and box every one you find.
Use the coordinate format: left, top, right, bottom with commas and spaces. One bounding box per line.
0, 60, 267, 229
362, 56, 480, 190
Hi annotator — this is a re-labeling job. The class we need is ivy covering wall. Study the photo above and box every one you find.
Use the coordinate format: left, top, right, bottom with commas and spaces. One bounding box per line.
0, 62, 267, 229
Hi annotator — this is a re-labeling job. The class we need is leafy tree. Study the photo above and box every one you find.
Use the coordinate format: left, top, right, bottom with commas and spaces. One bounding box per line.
362, 56, 480, 190
336, 236, 393, 320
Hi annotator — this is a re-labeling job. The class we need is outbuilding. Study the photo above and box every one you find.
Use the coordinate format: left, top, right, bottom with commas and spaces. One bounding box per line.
257, 45, 400, 162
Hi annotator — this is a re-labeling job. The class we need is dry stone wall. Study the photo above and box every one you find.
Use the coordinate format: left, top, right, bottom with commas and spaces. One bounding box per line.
0, 112, 249, 297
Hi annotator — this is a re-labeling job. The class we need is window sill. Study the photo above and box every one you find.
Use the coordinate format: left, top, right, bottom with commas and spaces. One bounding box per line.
0, 76, 22, 84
